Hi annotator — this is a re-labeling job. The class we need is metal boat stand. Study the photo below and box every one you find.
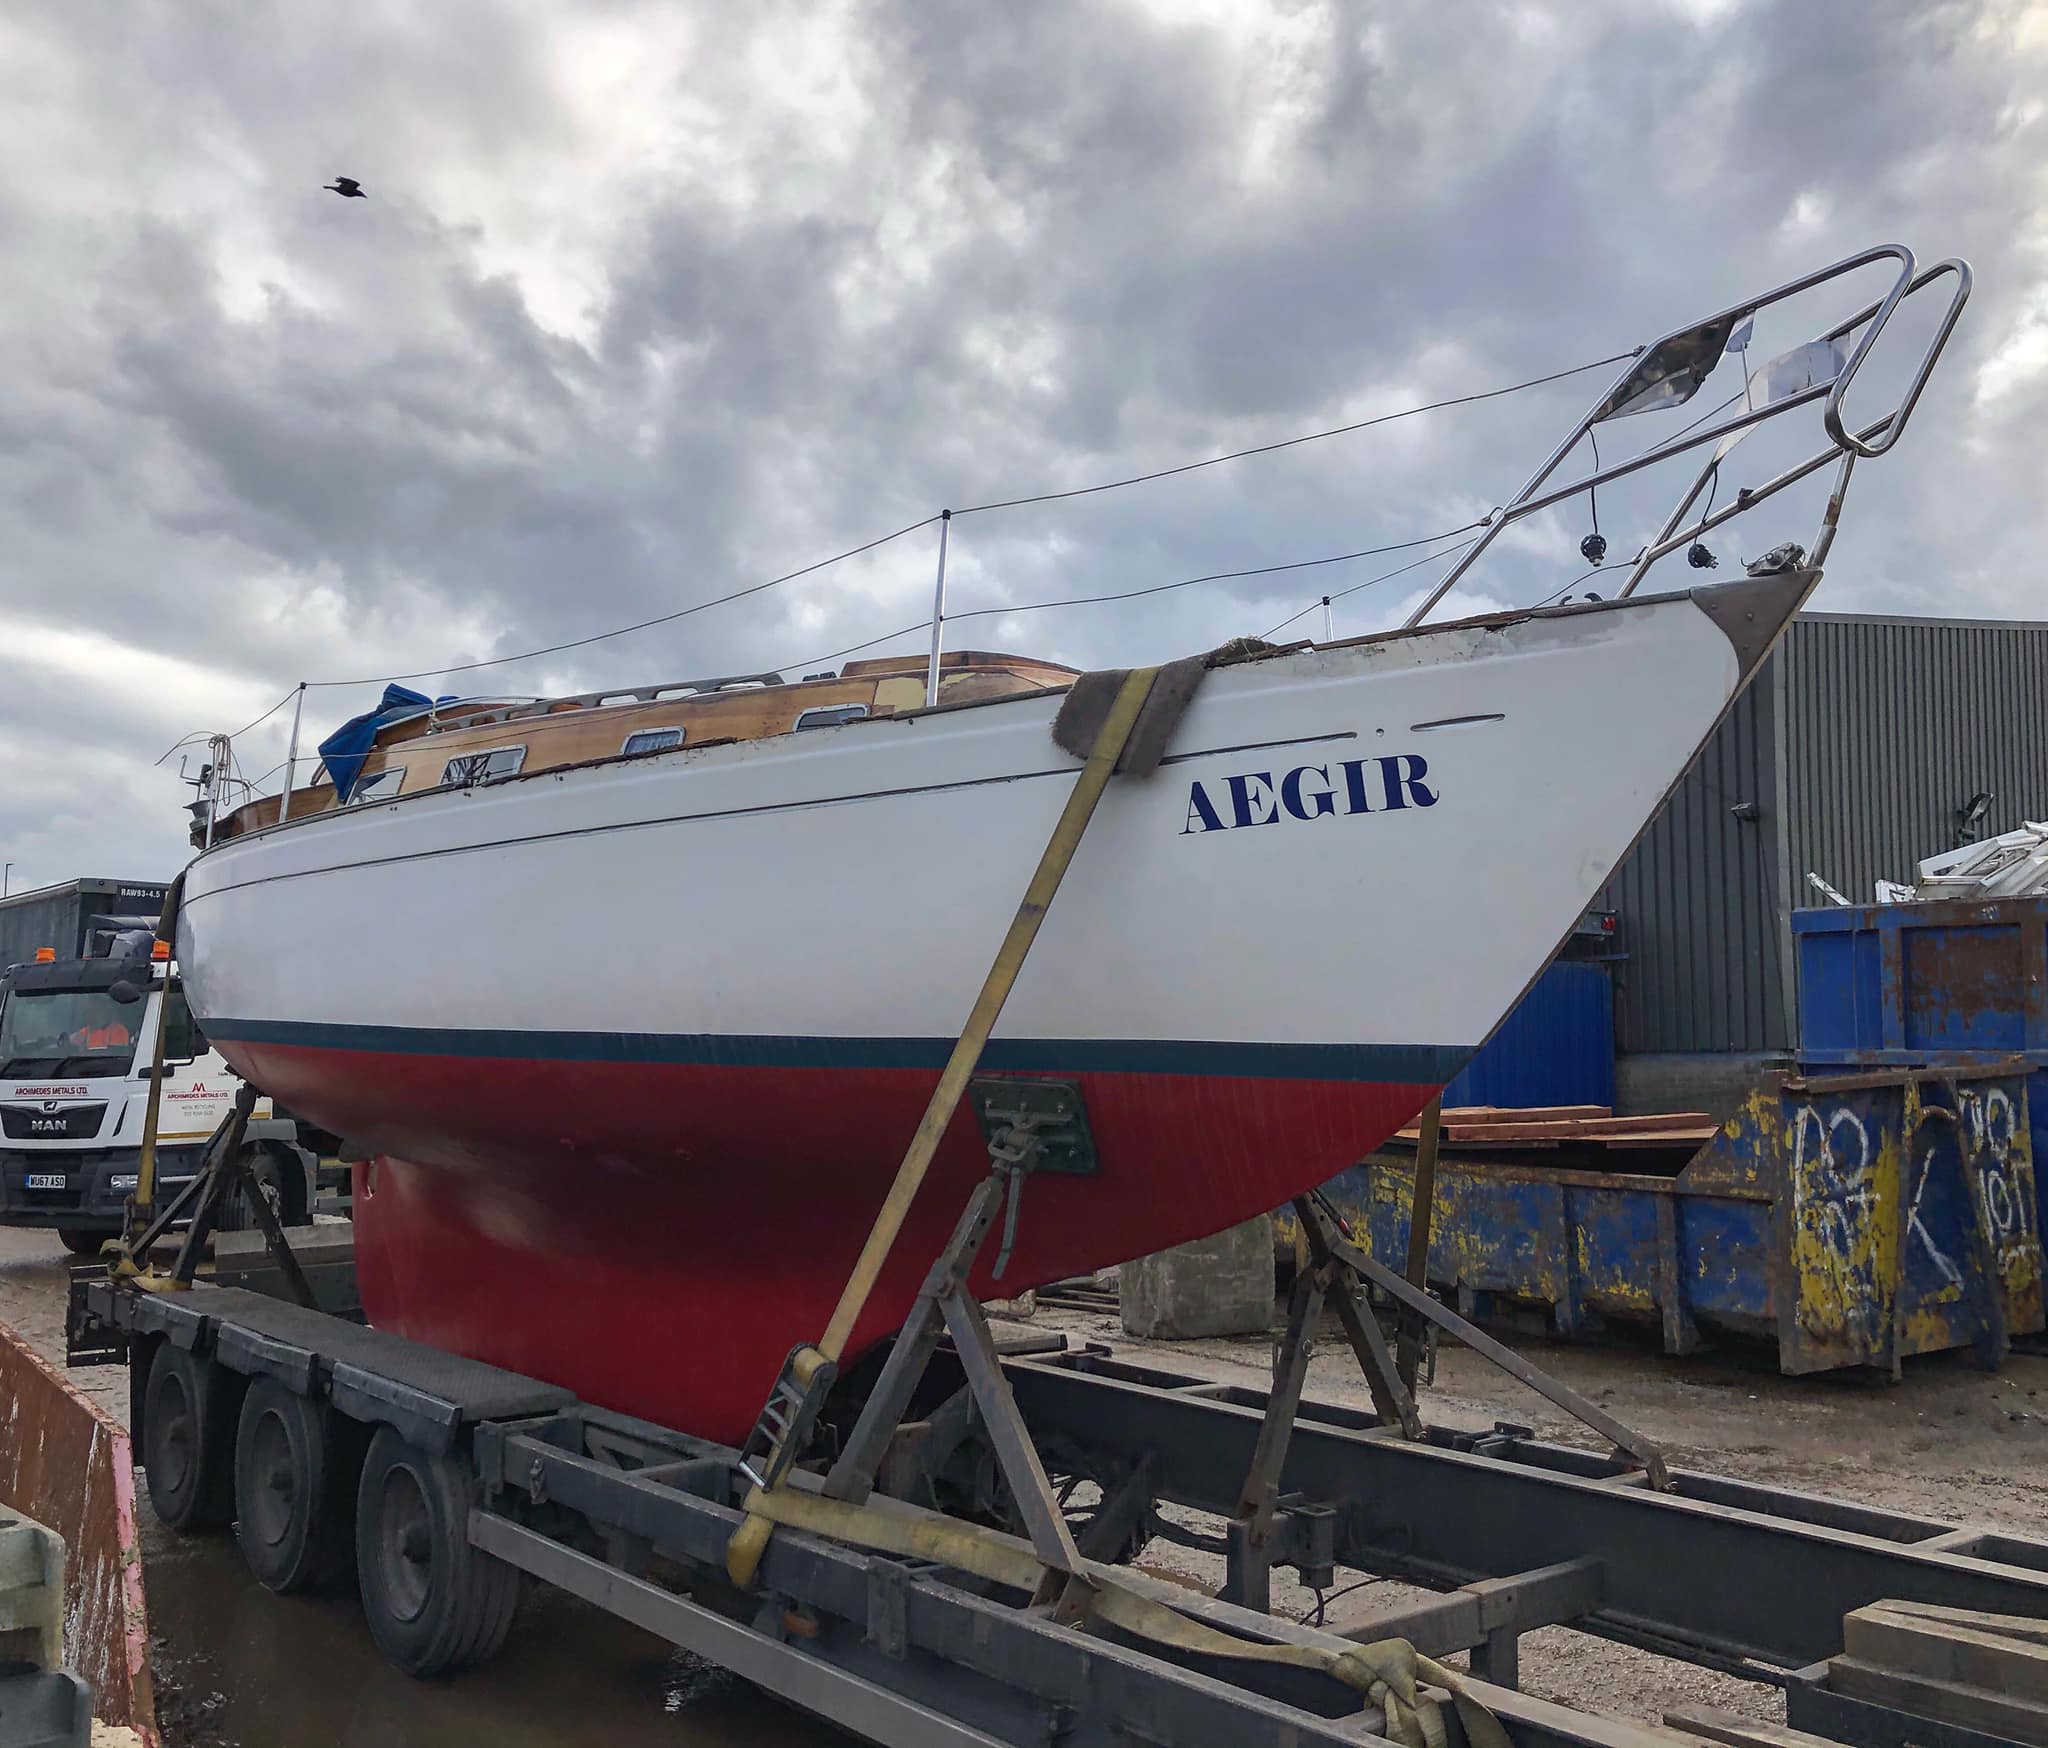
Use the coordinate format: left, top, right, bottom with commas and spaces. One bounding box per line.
1220, 1191, 1668, 1651
107, 1076, 317, 1309
820, 1169, 1097, 1618
79, 881, 319, 1309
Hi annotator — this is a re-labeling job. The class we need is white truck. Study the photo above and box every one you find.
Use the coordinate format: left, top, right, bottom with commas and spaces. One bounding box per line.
0, 928, 314, 1254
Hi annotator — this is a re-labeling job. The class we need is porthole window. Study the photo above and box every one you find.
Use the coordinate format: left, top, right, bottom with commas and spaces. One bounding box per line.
347, 768, 406, 805
622, 727, 685, 756
441, 746, 527, 787
794, 704, 869, 732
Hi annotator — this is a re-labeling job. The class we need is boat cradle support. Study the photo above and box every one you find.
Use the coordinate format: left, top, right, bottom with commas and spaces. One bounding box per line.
72, 1249, 2048, 1748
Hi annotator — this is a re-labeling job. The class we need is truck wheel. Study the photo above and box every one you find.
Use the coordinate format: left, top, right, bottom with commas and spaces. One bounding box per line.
234, 1379, 364, 1593
223, 1145, 309, 1232
57, 1228, 105, 1257
355, 1427, 519, 1676
143, 1345, 242, 1531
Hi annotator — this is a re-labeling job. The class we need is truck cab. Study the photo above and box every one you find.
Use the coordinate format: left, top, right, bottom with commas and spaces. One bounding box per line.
0, 933, 312, 1253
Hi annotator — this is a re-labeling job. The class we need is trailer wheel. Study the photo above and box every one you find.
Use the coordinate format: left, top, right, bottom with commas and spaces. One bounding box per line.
234, 1380, 364, 1593
57, 1228, 106, 1257
355, 1427, 519, 1676
142, 1345, 242, 1531
222, 1144, 309, 1232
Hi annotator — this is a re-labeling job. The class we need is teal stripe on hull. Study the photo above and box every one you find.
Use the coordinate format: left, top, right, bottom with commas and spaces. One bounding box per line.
203, 1016, 1467, 1086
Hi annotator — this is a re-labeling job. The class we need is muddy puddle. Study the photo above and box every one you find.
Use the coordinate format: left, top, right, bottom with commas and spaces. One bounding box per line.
142, 1517, 849, 1748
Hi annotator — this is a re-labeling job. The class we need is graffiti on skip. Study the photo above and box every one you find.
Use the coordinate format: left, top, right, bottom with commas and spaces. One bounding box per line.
1785, 1078, 2039, 1362
1789, 1100, 1886, 1351
1905, 1145, 1964, 1289
1958, 1084, 2032, 1287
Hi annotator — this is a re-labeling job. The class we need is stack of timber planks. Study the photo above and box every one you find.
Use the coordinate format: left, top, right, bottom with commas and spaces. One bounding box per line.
1391, 1105, 1718, 1152
1829, 1599, 2048, 1744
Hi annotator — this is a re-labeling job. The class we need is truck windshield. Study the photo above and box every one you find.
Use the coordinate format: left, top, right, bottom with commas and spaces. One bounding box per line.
0, 989, 142, 1079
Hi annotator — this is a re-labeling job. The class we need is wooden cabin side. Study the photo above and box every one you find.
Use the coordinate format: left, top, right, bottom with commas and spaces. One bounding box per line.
207, 652, 1076, 843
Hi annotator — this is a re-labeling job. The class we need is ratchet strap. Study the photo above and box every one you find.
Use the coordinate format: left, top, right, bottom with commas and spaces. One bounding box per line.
751, 1485, 1510, 1748
727, 665, 1162, 1587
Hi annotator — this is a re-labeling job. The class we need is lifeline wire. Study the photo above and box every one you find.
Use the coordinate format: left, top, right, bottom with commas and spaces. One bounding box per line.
779, 523, 1487, 678
1259, 534, 1483, 641
155, 687, 300, 764
263, 348, 1639, 698
946, 525, 1487, 623
306, 513, 945, 689
949, 351, 1636, 516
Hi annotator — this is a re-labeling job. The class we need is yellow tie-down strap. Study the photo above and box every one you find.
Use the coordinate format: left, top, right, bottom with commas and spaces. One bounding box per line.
748, 1485, 1511, 1748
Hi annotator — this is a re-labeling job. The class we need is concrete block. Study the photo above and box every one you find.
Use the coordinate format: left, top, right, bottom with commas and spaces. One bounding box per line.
0, 1511, 62, 1673
1120, 1218, 1275, 1340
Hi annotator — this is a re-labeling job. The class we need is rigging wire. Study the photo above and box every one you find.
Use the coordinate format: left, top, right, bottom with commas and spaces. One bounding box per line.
947, 524, 1487, 624
186, 365, 1753, 758
777, 524, 1488, 677
781, 619, 937, 677
227, 688, 301, 741
950, 351, 1636, 516
154, 687, 300, 765
304, 514, 945, 690
228, 347, 1636, 703
1665, 387, 1745, 446
1259, 534, 1484, 642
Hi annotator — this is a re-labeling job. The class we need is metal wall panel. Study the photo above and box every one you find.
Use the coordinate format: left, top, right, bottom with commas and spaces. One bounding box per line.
1444, 960, 1616, 1109
1781, 613, 2048, 911
1602, 612, 2048, 1059
1599, 665, 1787, 1053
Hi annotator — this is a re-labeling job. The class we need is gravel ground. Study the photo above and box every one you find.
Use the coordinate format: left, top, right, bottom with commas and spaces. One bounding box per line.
6, 1225, 2045, 1742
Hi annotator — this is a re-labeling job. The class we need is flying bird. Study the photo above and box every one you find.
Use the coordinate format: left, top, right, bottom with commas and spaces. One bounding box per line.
324, 177, 366, 198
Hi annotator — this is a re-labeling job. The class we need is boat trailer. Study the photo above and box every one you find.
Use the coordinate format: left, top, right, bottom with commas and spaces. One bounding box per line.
76, 250, 2042, 1740
69, 1166, 2048, 1748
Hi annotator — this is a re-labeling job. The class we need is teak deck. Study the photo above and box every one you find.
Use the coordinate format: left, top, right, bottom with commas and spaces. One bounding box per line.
213, 649, 1077, 842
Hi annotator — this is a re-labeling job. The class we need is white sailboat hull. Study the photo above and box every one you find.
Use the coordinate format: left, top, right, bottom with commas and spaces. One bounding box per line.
175, 573, 1809, 1440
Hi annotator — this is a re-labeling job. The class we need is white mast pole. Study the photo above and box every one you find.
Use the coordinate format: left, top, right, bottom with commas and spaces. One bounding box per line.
278, 682, 307, 822
925, 510, 952, 709
1322, 596, 1335, 642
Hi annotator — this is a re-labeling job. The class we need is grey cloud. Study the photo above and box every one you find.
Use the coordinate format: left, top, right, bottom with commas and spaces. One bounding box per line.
2, 0, 2044, 889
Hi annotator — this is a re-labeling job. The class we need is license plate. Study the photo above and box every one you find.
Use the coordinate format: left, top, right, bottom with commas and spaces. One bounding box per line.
25, 1173, 66, 1190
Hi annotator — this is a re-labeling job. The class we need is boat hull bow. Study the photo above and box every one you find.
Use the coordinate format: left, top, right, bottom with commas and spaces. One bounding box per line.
178, 574, 1812, 1441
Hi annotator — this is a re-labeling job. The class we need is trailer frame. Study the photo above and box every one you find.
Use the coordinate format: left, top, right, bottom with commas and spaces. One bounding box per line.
67, 1254, 2048, 1748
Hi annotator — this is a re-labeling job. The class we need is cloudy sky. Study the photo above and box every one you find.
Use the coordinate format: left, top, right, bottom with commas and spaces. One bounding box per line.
2, 0, 2043, 889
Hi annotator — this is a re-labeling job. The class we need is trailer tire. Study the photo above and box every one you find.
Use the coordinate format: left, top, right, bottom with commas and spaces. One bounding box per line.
142, 1345, 242, 1531
234, 1380, 364, 1594
222, 1144, 309, 1233
355, 1427, 519, 1676
57, 1228, 106, 1257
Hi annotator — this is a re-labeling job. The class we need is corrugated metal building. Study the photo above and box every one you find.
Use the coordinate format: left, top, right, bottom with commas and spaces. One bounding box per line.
1599, 610, 2048, 1112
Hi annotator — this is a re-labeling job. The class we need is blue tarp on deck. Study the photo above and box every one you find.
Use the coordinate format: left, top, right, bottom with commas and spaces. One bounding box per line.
317, 685, 436, 802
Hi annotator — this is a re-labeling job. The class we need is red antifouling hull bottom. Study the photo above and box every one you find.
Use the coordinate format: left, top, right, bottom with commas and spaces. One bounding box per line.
230, 1041, 1443, 1446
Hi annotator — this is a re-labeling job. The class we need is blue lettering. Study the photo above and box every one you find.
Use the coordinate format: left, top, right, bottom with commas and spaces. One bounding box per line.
1377, 754, 1438, 810
1280, 765, 1337, 820
1181, 782, 1227, 834
1225, 772, 1281, 828
1339, 759, 1376, 815
1184, 754, 1439, 836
